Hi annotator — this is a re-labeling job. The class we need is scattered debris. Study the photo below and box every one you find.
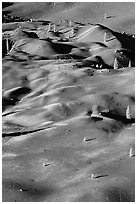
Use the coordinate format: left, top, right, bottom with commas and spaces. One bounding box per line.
91, 116, 103, 121
30, 179, 35, 182
19, 188, 28, 192
96, 63, 99, 68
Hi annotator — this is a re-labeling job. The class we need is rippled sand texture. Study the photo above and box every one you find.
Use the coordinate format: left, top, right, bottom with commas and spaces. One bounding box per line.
2, 2, 135, 202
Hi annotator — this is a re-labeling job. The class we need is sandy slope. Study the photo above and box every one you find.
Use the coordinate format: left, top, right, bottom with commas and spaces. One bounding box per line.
2, 2, 135, 202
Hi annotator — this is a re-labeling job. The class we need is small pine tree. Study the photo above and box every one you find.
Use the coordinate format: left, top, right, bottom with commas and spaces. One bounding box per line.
104, 13, 107, 19
128, 60, 132, 68
129, 147, 135, 157
91, 105, 99, 116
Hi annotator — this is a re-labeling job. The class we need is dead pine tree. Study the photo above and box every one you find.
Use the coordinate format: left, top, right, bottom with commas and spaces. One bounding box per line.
113, 57, 119, 69
71, 27, 74, 36
53, 24, 56, 32
104, 31, 107, 43
47, 22, 51, 32
6, 38, 9, 53
126, 105, 132, 119
69, 20, 72, 27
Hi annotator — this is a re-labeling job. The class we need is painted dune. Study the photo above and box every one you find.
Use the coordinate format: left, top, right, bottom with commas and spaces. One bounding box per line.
2, 2, 135, 202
